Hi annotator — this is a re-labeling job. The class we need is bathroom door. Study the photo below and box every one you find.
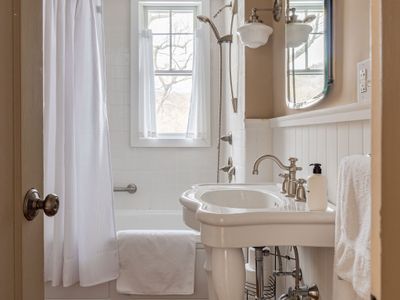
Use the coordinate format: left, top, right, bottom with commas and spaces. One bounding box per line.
0, 0, 45, 299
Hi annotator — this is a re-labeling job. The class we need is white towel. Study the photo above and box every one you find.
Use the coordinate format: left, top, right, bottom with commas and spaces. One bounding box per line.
335, 155, 371, 299
116, 230, 197, 295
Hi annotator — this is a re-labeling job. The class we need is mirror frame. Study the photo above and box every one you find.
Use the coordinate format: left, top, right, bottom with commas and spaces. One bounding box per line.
286, 0, 334, 110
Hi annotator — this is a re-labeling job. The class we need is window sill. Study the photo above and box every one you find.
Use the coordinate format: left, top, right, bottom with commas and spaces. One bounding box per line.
130, 136, 211, 148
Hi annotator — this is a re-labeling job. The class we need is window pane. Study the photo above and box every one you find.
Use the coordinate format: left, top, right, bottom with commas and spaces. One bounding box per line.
309, 11, 324, 34
147, 11, 170, 34
307, 34, 324, 69
291, 73, 324, 101
172, 10, 194, 33
155, 75, 192, 134
172, 34, 193, 70
153, 34, 170, 70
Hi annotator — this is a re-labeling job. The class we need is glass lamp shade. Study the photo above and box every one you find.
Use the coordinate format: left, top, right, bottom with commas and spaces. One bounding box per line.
286, 23, 313, 48
237, 22, 274, 48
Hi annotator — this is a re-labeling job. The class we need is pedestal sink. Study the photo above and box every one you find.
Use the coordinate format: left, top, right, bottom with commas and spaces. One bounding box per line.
179, 183, 335, 300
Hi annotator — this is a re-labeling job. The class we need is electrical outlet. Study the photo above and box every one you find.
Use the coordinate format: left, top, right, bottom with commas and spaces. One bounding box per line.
360, 68, 368, 93
357, 59, 371, 103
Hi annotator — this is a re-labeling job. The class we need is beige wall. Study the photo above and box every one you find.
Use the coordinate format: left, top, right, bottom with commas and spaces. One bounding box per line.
244, 0, 274, 118
245, 0, 371, 118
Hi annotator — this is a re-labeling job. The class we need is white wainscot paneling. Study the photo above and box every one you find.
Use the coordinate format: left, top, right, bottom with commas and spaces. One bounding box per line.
269, 104, 371, 300
271, 105, 371, 204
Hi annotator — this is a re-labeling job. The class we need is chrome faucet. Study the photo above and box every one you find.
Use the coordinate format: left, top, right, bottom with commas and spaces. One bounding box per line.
252, 155, 302, 198
295, 178, 307, 202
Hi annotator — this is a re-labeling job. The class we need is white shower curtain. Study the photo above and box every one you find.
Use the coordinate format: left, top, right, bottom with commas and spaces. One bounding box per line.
138, 29, 157, 138
43, 0, 119, 287
187, 27, 208, 139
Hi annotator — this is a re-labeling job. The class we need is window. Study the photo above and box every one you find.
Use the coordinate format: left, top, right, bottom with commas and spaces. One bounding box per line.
290, 1, 325, 75
145, 6, 195, 135
286, 0, 326, 102
131, 1, 210, 147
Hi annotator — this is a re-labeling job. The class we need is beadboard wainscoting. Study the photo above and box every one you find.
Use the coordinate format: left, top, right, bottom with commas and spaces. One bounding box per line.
271, 103, 371, 204
271, 103, 371, 300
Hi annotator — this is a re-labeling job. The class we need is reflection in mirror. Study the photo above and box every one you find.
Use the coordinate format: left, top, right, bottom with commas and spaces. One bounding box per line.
285, 0, 333, 109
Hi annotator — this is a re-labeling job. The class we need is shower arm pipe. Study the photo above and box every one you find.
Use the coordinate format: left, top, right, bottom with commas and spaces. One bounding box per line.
213, 2, 233, 18
216, 44, 223, 183
198, 11, 237, 113
206, 8, 237, 113
228, 12, 238, 113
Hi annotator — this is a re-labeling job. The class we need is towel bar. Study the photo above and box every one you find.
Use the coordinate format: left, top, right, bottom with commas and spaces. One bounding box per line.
114, 184, 137, 194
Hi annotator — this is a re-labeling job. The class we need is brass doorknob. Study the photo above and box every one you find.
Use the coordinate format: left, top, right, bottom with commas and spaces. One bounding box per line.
23, 188, 59, 221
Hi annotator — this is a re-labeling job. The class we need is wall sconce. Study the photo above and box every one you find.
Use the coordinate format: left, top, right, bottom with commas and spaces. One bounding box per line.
237, 0, 282, 48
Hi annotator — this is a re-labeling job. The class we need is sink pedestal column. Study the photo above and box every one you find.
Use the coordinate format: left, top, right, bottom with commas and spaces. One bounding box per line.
211, 248, 245, 300
204, 246, 219, 300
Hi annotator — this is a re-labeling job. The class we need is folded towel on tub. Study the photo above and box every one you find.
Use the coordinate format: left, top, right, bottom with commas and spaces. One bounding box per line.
116, 230, 197, 295
335, 155, 371, 299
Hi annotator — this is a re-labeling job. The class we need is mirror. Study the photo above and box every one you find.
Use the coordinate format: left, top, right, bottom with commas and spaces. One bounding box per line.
285, 0, 333, 109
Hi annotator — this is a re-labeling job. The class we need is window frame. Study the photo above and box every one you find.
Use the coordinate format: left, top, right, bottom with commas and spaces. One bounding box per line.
130, 0, 211, 148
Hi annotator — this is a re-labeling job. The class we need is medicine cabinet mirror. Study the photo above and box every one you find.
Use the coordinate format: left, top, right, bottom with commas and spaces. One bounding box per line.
285, 0, 333, 109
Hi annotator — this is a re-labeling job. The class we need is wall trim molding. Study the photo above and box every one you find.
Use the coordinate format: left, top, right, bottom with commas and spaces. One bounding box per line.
269, 103, 371, 128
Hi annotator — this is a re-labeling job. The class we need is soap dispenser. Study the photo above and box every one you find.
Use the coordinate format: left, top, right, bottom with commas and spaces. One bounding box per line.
307, 163, 327, 211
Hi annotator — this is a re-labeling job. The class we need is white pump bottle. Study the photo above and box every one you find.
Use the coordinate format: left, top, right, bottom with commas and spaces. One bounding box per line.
306, 163, 328, 211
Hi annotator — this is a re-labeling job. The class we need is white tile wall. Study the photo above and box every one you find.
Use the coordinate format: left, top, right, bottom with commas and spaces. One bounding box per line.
104, 0, 225, 210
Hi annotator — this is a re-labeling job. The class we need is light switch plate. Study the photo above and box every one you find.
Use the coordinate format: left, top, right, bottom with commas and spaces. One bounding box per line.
357, 59, 371, 103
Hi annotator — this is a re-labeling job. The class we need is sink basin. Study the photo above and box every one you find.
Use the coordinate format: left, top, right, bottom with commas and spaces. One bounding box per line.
179, 183, 335, 300
200, 189, 279, 209
180, 183, 335, 247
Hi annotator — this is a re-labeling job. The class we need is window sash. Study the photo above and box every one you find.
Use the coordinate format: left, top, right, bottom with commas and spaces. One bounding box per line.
132, 1, 210, 147
144, 5, 196, 73
155, 70, 192, 75
151, 32, 195, 73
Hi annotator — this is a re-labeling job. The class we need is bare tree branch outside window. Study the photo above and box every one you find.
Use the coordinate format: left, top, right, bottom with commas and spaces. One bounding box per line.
146, 8, 195, 134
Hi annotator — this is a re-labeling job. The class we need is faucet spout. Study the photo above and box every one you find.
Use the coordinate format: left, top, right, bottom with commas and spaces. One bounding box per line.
252, 154, 302, 198
252, 154, 289, 175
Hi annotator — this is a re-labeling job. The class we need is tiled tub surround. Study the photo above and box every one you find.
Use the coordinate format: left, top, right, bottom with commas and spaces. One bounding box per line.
45, 210, 208, 300
104, 0, 225, 212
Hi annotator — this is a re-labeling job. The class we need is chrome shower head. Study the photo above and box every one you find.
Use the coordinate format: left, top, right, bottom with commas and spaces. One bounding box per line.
197, 15, 221, 41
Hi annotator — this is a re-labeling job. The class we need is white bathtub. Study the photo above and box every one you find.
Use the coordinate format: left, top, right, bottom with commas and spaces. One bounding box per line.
115, 209, 191, 231
46, 210, 208, 300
